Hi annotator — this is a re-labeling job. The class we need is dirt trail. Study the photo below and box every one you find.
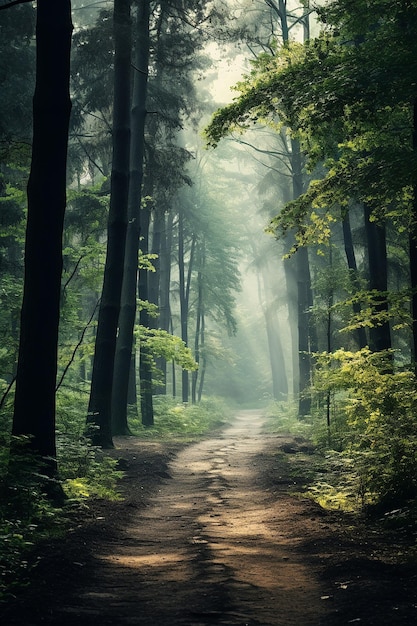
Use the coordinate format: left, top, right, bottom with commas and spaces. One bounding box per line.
9, 409, 417, 625
55, 409, 326, 625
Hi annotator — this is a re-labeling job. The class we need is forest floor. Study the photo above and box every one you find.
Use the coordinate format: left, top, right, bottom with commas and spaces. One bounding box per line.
2, 409, 417, 625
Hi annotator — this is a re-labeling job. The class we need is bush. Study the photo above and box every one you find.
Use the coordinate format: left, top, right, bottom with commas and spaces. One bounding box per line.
313, 349, 417, 510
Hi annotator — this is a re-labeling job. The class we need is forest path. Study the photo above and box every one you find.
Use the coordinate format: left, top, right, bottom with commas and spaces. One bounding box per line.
58, 409, 327, 625
5, 410, 417, 626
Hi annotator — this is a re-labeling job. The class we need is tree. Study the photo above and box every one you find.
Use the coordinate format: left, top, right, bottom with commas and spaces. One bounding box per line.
10, 0, 73, 479
87, 0, 131, 448
112, 0, 150, 435
205, 0, 417, 368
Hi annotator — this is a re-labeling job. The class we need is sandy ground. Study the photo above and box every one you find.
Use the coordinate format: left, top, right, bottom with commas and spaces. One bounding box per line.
2, 409, 417, 625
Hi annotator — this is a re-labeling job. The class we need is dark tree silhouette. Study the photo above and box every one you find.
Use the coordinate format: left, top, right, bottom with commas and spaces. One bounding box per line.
87, 0, 131, 447
12, 0, 73, 473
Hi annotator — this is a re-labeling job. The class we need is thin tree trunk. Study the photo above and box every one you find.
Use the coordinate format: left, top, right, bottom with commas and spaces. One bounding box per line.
191, 243, 205, 404
87, 0, 131, 448
264, 303, 288, 400
139, 204, 154, 425
157, 211, 173, 392
342, 210, 368, 349
291, 138, 315, 416
12, 1, 72, 479
197, 311, 206, 402
178, 211, 196, 403
364, 203, 391, 353
297, 245, 313, 416
112, 0, 150, 434
410, 97, 417, 373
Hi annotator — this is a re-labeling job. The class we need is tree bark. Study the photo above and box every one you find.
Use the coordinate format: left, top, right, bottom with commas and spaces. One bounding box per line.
291, 138, 315, 416
112, 0, 150, 434
410, 97, 417, 373
342, 210, 368, 349
12, 0, 72, 475
364, 203, 391, 353
156, 211, 173, 392
178, 210, 196, 403
87, 0, 131, 448
191, 242, 205, 404
139, 203, 154, 425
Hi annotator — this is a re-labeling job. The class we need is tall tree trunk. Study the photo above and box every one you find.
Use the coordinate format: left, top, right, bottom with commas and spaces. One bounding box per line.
148, 205, 163, 390
264, 302, 288, 400
178, 210, 188, 403
197, 310, 206, 403
410, 97, 417, 374
342, 210, 368, 349
139, 204, 154, 425
87, 0, 131, 448
12, 0, 72, 480
112, 0, 150, 434
191, 242, 205, 404
178, 210, 196, 403
297, 245, 314, 415
157, 211, 173, 393
291, 138, 315, 416
364, 204, 391, 353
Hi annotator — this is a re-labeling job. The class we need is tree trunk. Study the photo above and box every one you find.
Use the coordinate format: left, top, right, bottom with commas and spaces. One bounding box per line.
139, 204, 154, 425
12, 0, 72, 480
342, 210, 368, 349
112, 0, 150, 434
364, 203, 391, 353
264, 302, 288, 400
191, 242, 205, 404
157, 211, 173, 393
291, 138, 315, 416
197, 315, 206, 403
87, 0, 131, 448
178, 210, 196, 403
297, 245, 314, 415
410, 97, 417, 373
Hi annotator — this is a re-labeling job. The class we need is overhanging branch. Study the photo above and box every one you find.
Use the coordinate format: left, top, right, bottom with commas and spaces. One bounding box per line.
0, 0, 33, 11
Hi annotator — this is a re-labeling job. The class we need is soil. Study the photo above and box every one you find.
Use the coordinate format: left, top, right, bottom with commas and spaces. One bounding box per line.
2, 409, 417, 625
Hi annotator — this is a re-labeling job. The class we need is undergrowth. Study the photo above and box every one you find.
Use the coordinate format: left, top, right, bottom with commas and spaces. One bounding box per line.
129, 396, 231, 439
0, 388, 122, 602
266, 359, 417, 524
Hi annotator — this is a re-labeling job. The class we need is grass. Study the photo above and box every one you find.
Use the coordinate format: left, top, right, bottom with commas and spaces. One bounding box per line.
129, 396, 233, 439
263, 400, 367, 513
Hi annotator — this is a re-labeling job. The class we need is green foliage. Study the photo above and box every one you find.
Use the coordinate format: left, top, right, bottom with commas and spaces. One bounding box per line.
265, 400, 315, 439
0, 390, 123, 601
0, 436, 63, 601
205, 0, 417, 248
313, 349, 417, 510
56, 389, 123, 500
139, 326, 198, 372
129, 396, 231, 439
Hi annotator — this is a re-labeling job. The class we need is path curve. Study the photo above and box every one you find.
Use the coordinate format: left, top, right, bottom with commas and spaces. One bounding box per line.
57, 410, 326, 625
